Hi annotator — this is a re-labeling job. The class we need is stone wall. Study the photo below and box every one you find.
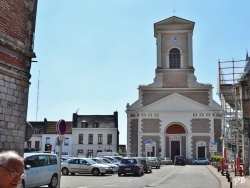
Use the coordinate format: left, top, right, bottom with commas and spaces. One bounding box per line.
0, 0, 37, 156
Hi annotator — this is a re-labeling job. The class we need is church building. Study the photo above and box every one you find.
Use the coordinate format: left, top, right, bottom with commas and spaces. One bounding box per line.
126, 16, 222, 162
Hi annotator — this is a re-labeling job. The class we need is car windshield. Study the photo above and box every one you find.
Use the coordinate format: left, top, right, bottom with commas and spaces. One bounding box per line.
176, 156, 184, 160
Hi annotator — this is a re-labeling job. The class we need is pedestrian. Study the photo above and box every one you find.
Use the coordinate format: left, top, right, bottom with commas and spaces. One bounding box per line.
0, 151, 25, 188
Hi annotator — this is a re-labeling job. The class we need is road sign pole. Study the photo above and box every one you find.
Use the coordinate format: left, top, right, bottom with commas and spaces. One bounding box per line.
56, 119, 67, 188
58, 138, 62, 188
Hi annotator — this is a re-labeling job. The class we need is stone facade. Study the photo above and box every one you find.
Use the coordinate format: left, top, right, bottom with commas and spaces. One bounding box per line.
126, 16, 222, 161
0, 0, 38, 155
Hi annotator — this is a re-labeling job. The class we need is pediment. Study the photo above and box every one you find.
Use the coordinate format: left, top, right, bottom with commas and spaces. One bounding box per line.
154, 16, 195, 37
155, 16, 194, 26
139, 93, 213, 112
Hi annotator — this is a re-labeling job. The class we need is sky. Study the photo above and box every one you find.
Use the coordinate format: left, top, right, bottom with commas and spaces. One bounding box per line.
27, 0, 250, 145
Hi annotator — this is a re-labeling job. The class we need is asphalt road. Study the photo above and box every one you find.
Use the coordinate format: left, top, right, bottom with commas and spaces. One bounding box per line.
59, 165, 219, 188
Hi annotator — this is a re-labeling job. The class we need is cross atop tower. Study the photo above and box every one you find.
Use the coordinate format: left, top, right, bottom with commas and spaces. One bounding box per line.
172, 7, 176, 16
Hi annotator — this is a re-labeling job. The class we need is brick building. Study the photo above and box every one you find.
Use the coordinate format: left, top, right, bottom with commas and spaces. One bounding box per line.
0, 0, 38, 155
126, 16, 222, 162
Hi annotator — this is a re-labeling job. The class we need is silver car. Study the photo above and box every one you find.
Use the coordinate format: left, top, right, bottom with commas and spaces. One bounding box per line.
192, 158, 210, 165
91, 158, 118, 172
19, 153, 58, 188
61, 158, 113, 176
160, 157, 173, 165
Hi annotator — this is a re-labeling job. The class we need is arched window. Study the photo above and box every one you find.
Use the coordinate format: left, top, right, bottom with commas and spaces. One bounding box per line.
169, 48, 180, 68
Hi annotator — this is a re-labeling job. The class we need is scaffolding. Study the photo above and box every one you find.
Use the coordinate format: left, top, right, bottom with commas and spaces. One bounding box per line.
218, 58, 249, 175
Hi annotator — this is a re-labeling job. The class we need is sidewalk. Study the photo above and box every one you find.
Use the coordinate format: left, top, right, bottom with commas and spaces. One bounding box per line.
206, 165, 250, 188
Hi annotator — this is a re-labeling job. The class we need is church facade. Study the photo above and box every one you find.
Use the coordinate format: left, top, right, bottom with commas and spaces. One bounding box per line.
126, 16, 222, 162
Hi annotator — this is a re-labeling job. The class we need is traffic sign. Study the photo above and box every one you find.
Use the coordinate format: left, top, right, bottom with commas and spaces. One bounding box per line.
57, 119, 67, 135
209, 142, 218, 152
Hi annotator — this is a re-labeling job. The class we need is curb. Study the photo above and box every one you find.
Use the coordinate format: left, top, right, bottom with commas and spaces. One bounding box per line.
206, 165, 222, 188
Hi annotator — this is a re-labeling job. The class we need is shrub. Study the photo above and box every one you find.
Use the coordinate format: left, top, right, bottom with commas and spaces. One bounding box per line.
210, 155, 222, 162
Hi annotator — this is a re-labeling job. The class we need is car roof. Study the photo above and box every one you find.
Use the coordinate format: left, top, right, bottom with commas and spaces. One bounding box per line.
24, 152, 57, 157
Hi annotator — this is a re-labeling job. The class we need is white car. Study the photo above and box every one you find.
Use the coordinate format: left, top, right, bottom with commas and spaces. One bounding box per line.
61, 158, 113, 176
91, 158, 119, 172
19, 153, 58, 188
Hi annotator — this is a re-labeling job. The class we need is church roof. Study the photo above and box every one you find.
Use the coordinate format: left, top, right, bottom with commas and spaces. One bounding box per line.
154, 16, 195, 37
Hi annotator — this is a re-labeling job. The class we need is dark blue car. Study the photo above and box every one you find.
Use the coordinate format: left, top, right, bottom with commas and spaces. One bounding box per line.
118, 158, 144, 176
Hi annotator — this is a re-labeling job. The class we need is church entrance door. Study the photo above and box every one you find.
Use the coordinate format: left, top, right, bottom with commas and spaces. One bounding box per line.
198, 147, 205, 158
171, 141, 180, 160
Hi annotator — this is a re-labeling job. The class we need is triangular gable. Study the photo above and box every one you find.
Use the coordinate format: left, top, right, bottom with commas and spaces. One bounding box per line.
154, 16, 195, 37
138, 93, 214, 112
155, 16, 195, 26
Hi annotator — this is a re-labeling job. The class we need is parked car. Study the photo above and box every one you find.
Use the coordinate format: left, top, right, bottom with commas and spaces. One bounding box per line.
148, 157, 161, 169
21, 152, 58, 188
96, 152, 121, 157
160, 157, 173, 165
140, 157, 152, 173
91, 158, 118, 172
61, 158, 113, 176
112, 156, 123, 161
192, 158, 210, 165
101, 157, 120, 166
118, 158, 144, 176
174, 155, 186, 166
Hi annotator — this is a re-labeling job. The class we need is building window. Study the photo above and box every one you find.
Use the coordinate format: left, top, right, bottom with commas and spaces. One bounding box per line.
79, 134, 83, 144
46, 137, 50, 144
88, 134, 93, 144
81, 120, 88, 128
87, 150, 93, 158
97, 150, 102, 153
33, 128, 40, 134
107, 134, 112, 145
35, 141, 40, 149
64, 138, 69, 145
169, 48, 180, 68
27, 141, 31, 148
93, 121, 98, 128
98, 134, 103, 144
78, 150, 83, 154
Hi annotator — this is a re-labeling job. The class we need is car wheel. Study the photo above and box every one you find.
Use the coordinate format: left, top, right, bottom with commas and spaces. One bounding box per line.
141, 170, 144, 176
48, 174, 58, 188
61, 168, 69, 175
118, 173, 121, 177
205, 162, 209, 165
92, 168, 100, 176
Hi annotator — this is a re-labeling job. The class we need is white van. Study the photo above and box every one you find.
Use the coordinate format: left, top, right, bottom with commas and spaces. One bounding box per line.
96, 152, 121, 158
20, 153, 58, 188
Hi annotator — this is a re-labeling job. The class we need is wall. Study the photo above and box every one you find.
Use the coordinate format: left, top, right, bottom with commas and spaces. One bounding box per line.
0, 0, 37, 156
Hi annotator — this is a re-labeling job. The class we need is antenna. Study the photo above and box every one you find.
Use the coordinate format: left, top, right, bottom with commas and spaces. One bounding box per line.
36, 71, 40, 121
